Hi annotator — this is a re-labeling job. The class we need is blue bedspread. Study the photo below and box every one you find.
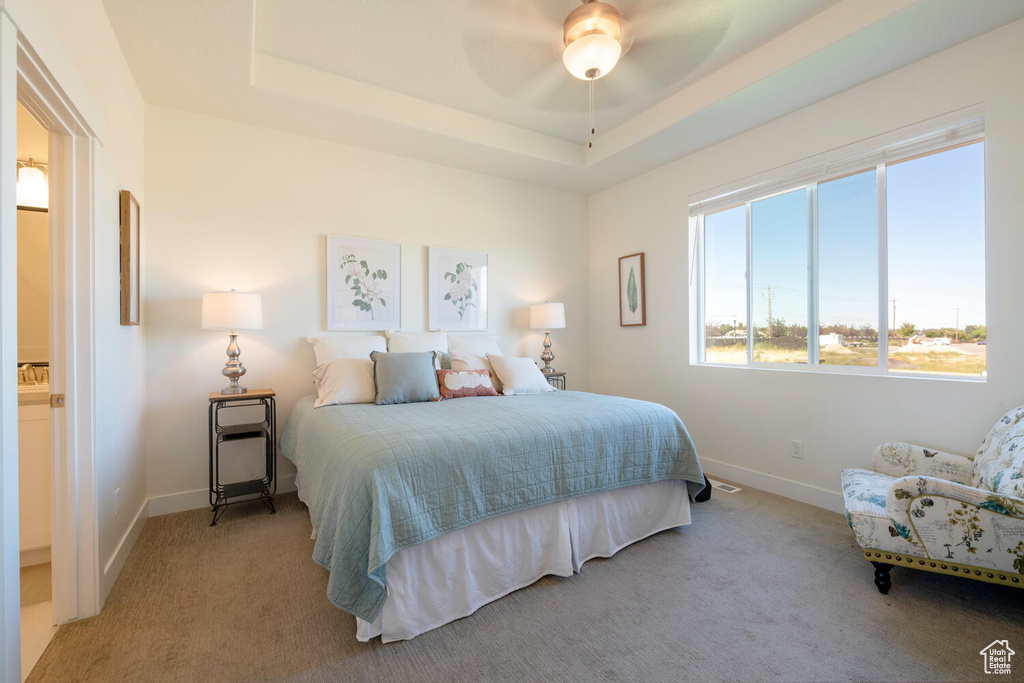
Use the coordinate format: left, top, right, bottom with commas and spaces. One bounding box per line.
279, 391, 704, 622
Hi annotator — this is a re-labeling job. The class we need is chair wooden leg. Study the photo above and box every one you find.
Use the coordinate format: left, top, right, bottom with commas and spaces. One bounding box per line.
871, 561, 893, 594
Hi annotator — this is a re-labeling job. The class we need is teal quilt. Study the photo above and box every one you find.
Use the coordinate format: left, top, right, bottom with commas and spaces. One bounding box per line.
279, 391, 704, 622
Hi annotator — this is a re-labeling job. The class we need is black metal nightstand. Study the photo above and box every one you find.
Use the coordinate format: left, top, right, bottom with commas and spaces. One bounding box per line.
208, 389, 277, 526
543, 372, 566, 390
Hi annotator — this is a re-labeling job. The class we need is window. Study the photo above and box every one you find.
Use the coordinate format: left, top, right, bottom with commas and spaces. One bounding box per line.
692, 116, 986, 378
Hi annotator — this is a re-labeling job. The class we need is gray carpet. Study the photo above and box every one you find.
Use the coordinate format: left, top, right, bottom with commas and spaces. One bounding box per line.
27, 484, 1024, 682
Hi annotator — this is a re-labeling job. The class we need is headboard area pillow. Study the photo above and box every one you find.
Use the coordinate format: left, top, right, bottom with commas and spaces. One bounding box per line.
370, 351, 441, 405
449, 334, 503, 393
307, 334, 386, 367
436, 369, 499, 400
312, 359, 376, 407
486, 355, 555, 396
385, 330, 448, 369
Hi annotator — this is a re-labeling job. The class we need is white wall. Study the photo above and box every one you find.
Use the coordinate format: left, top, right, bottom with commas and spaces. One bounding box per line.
4, 0, 148, 601
143, 105, 588, 507
16, 209, 47, 364
587, 19, 1024, 512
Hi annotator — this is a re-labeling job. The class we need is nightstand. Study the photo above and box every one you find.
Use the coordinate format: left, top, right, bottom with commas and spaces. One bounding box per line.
208, 389, 277, 526
544, 372, 566, 390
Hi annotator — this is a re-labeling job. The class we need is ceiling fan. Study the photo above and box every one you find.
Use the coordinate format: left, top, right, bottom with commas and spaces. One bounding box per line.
462, 0, 692, 146
561, 0, 631, 147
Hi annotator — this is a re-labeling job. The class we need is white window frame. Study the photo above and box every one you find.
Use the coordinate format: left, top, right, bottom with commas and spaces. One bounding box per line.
689, 105, 986, 380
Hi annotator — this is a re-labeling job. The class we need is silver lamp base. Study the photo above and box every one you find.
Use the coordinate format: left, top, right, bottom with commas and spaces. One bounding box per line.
220, 331, 248, 394
540, 329, 556, 374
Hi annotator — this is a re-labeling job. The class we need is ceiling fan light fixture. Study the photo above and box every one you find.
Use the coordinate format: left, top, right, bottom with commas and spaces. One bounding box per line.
562, 32, 621, 81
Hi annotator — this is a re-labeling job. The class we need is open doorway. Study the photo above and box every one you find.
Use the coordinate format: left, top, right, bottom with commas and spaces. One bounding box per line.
15, 101, 56, 680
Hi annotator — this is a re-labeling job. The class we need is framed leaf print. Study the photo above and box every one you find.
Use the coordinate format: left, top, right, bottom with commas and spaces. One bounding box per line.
618, 252, 646, 327
326, 235, 401, 330
119, 190, 141, 325
429, 247, 488, 330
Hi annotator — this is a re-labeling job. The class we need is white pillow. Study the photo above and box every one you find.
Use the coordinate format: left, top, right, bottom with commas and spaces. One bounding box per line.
386, 330, 448, 369
312, 359, 376, 407
486, 355, 555, 396
307, 335, 386, 367
448, 334, 502, 357
450, 350, 504, 394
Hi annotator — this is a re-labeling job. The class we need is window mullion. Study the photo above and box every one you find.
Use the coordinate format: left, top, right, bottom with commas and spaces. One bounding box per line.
877, 163, 888, 371
808, 183, 819, 366
746, 201, 753, 365
695, 215, 705, 363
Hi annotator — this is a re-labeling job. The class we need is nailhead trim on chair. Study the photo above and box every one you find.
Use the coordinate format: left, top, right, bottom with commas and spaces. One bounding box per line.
864, 550, 1023, 588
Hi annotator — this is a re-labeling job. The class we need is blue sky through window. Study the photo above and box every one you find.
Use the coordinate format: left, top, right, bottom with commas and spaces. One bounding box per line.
703, 141, 985, 334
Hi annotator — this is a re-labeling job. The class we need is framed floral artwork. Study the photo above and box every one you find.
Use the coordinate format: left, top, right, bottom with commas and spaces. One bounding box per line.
428, 247, 488, 331
618, 252, 646, 327
326, 235, 401, 330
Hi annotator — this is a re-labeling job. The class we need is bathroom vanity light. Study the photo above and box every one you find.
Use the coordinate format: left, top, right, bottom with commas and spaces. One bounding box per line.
16, 160, 48, 211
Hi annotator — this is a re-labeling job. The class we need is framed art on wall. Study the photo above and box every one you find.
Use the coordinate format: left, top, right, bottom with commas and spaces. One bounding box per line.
618, 252, 646, 327
119, 190, 141, 325
428, 246, 488, 330
326, 235, 401, 330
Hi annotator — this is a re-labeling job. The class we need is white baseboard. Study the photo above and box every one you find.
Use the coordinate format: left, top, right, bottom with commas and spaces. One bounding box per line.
148, 474, 296, 518
699, 457, 844, 514
20, 546, 50, 568
102, 498, 149, 602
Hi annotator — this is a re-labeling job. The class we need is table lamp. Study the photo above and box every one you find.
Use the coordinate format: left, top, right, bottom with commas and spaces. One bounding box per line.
202, 290, 263, 394
530, 302, 566, 375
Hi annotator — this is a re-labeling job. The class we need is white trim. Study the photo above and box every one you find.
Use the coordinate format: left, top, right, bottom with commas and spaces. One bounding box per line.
101, 499, 148, 601
0, 14, 21, 681
689, 103, 985, 217
699, 457, 844, 514
149, 474, 297, 518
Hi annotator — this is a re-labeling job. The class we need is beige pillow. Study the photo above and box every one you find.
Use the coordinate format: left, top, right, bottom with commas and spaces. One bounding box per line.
311, 359, 376, 407
385, 330, 447, 369
451, 350, 503, 394
486, 355, 555, 396
306, 335, 386, 367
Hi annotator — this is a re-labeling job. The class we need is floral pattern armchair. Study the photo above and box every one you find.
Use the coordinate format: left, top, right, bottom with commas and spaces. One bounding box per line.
842, 406, 1024, 593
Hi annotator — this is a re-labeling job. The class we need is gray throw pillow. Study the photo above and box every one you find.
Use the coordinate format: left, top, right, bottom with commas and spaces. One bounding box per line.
370, 351, 440, 405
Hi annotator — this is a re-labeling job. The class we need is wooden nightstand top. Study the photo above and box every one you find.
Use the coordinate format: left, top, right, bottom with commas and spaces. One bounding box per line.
209, 388, 276, 402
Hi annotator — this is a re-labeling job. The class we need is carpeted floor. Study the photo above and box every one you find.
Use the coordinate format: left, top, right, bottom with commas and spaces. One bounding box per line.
27, 484, 1024, 683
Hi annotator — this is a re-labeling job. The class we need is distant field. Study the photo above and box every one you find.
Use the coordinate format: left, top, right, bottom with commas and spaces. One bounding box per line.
705, 341, 986, 376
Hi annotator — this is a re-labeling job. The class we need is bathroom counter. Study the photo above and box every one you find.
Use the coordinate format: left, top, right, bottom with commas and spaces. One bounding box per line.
18, 383, 49, 406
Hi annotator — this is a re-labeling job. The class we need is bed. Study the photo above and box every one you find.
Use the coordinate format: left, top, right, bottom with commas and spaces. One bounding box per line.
280, 390, 705, 642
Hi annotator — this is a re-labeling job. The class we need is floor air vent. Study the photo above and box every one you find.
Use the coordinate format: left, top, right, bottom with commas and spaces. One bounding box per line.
708, 479, 741, 494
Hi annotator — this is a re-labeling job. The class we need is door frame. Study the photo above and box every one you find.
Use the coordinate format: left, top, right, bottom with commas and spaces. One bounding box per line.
1, 9, 101, 680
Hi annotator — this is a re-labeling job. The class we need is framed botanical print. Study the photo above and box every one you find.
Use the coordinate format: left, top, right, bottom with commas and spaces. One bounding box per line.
618, 252, 646, 327
428, 247, 488, 330
326, 235, 401, 330
119, 190, 141, 326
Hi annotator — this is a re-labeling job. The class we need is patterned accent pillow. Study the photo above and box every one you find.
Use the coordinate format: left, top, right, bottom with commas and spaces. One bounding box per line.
973, 404, 1024, 497
436, 369, 499, 400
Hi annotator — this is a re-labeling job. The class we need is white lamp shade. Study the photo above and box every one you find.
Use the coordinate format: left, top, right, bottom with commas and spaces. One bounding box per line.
17, 165, 47, 209
202, 291, 263, 330
530, 302, 566, 330
562, 33, 621, 80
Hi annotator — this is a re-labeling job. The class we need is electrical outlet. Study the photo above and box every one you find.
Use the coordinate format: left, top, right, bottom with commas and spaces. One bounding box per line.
115, 487, 121, 516
791, 440, 803, 459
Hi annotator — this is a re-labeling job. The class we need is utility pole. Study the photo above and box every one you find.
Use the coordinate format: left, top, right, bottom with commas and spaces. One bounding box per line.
890, 298, 896, 336
762, 285, 775, 340
954, 307, 960, 343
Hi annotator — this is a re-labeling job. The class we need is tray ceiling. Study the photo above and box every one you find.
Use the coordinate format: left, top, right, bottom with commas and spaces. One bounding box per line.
102, 0, 1024, 193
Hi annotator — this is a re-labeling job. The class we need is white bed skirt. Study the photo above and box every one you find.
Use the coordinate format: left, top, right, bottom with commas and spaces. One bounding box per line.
322, 480, 691, 642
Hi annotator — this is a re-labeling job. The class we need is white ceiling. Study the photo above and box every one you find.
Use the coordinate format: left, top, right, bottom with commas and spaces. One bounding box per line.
254, 0, 837, 143
101, 0, 1024, 193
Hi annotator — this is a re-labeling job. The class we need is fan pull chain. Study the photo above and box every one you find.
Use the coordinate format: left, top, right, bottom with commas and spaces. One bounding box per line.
588, 78, 595, 149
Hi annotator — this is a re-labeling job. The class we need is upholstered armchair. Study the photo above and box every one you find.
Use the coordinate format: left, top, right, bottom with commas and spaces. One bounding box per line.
842, 405, 1024, 593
